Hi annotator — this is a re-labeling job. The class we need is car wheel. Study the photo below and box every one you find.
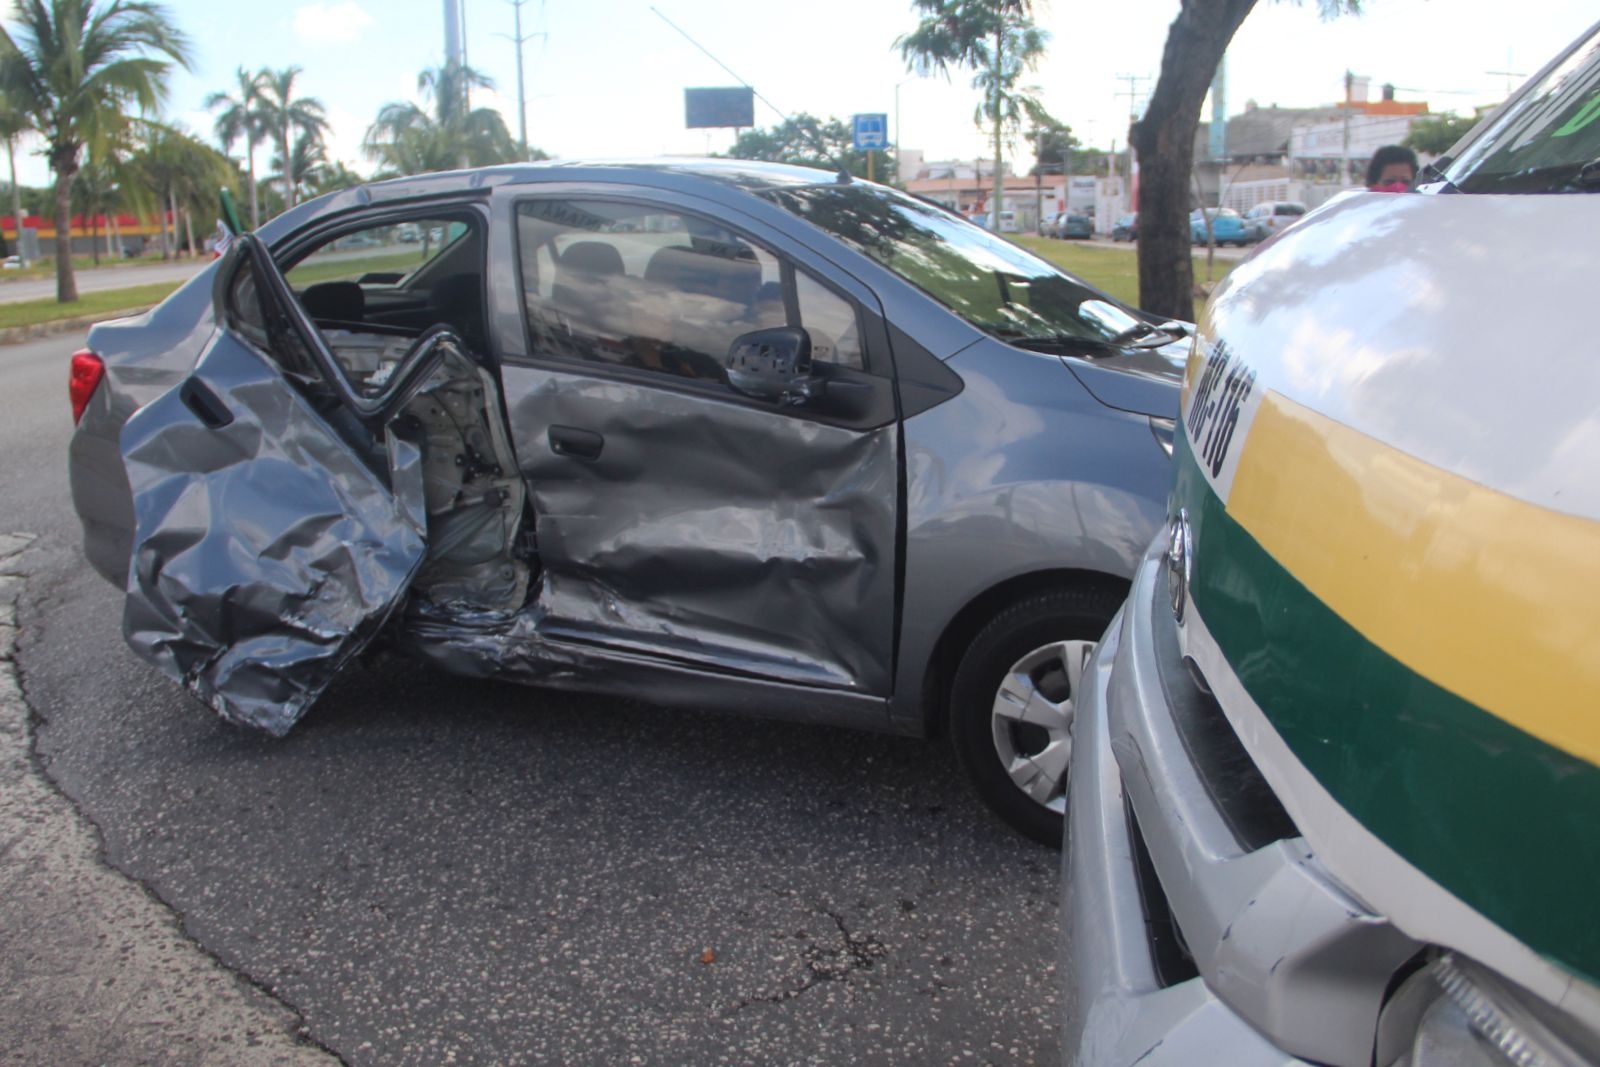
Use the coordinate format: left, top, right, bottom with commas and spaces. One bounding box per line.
949, 588, 1121, 845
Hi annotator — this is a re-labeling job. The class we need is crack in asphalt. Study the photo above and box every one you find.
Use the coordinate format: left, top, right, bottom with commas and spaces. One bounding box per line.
730, 901, 890, 1012
2, 531, 350, 1066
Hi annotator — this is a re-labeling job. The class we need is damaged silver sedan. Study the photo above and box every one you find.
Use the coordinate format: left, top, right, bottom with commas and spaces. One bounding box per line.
68, 160, 1182, 843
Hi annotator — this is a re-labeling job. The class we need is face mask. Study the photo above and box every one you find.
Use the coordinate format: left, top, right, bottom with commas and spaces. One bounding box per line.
1370, 181, 1411, 193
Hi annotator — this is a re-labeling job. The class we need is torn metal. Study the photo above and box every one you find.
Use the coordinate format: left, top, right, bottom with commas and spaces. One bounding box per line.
120, 331, 428, 737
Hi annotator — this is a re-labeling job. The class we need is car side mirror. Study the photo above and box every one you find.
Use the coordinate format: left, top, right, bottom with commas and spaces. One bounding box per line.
726, 327, 818, 405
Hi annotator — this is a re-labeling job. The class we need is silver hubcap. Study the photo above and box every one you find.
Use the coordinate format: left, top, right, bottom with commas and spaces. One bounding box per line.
990, 640, 1094, 814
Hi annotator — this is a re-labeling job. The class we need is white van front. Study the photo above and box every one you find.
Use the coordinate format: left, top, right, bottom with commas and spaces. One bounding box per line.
1063, 20, 1600, 1067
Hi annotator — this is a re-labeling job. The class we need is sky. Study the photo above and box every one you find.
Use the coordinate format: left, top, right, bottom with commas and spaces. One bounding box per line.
3, 0, 1597, 188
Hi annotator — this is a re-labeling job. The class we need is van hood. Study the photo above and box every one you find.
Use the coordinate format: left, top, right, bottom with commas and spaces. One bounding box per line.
1175, 189, 1600, 994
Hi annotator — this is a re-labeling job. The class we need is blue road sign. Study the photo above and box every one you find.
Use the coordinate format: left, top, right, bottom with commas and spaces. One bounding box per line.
852, 113, 888, 151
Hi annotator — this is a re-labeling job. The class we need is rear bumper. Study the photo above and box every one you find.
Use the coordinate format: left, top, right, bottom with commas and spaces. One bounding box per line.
1062, 544, 1416, 1067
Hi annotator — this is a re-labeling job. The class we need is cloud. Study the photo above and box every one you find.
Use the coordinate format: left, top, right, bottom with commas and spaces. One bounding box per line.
292, 2, 373, 46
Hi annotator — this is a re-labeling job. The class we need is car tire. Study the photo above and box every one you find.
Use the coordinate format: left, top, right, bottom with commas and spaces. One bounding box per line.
949, 588, 1121, 846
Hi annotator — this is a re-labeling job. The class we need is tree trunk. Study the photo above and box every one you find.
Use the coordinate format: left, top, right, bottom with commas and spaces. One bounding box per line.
7, 138, 24, 267
182, 206, 196, 260
281, 131, 294, 209
168, 188, 180, 257
157, 187, 171, 260
90, 208, 100, 266
247, 141, 260, 228
52, 163, 78, 303
990, 24, 1005, 233
1131, 0, 1257, 320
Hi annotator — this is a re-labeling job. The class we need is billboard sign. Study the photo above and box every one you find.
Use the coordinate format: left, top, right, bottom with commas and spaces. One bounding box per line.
685, 87, 755, 129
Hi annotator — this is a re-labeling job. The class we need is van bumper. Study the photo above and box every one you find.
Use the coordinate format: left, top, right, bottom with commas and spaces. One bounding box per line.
1062, 544, 1416, 1067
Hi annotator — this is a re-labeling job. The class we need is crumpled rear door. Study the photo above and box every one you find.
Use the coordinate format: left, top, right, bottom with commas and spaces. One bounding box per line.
120, 289, 429, 737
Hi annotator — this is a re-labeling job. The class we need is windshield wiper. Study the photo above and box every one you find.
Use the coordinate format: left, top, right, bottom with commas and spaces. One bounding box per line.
1110, 320, 1190, 348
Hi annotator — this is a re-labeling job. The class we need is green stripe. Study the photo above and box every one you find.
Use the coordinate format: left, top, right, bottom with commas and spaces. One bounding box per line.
1176, 429, 1600, 984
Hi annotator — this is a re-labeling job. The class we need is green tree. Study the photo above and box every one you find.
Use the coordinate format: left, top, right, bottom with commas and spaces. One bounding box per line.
898, 0, 1047, 230
1132, 0, 1356, 319
1024, 118, 1103, 177
269, 130, 328, 205
205, 66, 269, 228
363, 62, 521, 177
257, 66, 327, 211
1404, 112, 1478, 156
126, 122, 233, 259
728, 113, 896, 181
302, 158, 364, 198
0, 0, 192, 302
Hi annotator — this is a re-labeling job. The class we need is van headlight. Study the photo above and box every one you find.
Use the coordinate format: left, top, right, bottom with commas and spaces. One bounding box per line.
1378, 954, 1596, 1067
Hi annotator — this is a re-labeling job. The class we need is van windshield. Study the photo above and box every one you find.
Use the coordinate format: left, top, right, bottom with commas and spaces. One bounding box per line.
762, 183, 1147, 345
1442, 24, 1600, 193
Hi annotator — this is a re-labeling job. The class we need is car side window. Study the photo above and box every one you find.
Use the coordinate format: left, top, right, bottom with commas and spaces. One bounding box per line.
794, 270, 863, 369
515, 199, 864, 382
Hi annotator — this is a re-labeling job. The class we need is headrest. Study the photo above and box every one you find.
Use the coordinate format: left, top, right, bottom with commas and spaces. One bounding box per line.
560, 240, 625, 277
643, 245, 760, 306
300, 280, 364, 322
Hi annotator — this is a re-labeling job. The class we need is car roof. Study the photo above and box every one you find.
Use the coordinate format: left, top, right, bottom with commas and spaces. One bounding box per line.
258, 158, 850, 241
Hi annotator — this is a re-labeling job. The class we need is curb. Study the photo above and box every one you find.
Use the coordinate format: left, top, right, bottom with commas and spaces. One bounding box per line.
0, 305, 156, 347
0, 533, 340, 1065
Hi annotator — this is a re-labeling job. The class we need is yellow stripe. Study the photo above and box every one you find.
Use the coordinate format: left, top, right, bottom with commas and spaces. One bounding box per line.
1227, 393, 1600, 768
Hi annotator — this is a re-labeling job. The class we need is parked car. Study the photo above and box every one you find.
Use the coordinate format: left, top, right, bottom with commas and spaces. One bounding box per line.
1058, 212, 1093, 239
1240, 199, 1307, 243
1064, 20, 1600, 1067
1110, 212, 1138, 242
1039, 211, 1061, 236
68, 159, 1191, 844
1188, 206, 1247, 245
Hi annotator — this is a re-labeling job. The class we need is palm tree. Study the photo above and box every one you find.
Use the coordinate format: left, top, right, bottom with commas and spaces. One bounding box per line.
205, 66, 268, 227
127, 121, 233, 259
256, 66, 327, 211
268, 130, 327, 207
363, 62, 519, 177
0, 91, 32, 263
898, 0, 1047, 232
0, 0, 192, 302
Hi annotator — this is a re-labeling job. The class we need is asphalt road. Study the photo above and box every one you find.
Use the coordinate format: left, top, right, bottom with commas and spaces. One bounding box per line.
2, 332, 1063, 1065
0, 258, 209, 303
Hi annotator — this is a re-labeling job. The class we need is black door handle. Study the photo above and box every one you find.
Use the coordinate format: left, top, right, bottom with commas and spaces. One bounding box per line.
179, 377, 233, 429
548, 425, 603, 460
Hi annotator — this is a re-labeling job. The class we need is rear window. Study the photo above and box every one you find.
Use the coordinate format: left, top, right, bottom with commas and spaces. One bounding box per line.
1441, 23, 1600, 193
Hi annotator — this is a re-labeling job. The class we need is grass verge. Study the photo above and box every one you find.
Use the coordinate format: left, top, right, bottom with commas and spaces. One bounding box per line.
1011, 236, 1235, 321
0, 281, 182, 330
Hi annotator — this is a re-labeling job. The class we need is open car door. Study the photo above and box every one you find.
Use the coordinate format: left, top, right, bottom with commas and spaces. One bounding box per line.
119, 235, 464, 736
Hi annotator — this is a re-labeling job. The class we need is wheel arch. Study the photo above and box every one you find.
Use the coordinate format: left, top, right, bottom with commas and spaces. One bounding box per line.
916, 567, 1130, 739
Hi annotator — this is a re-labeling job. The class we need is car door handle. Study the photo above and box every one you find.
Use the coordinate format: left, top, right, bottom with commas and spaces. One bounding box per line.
179, 377, 233, 429
548, 425, 603, 460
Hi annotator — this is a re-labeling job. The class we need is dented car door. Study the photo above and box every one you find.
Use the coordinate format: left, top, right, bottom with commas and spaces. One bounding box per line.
119, 235, 484, 735
501, 193, 900, 695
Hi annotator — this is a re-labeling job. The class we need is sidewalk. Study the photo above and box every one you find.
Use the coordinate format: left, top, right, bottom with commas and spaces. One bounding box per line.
0, 533, 339, 1067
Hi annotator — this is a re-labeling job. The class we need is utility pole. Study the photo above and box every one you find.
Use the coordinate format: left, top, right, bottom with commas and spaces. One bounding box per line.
1487, 50, 1525, 98
1114, 73, 1150, 207
502, 0, 544, 160
444, 0, 463, 68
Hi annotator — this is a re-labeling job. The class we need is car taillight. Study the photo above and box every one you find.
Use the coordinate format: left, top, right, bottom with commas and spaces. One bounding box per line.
69, 350, 104, 425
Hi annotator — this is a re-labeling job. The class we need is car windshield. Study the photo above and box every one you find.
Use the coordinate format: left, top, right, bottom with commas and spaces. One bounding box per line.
1442, 23, 1600, 193
762, 183, 1145, 345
